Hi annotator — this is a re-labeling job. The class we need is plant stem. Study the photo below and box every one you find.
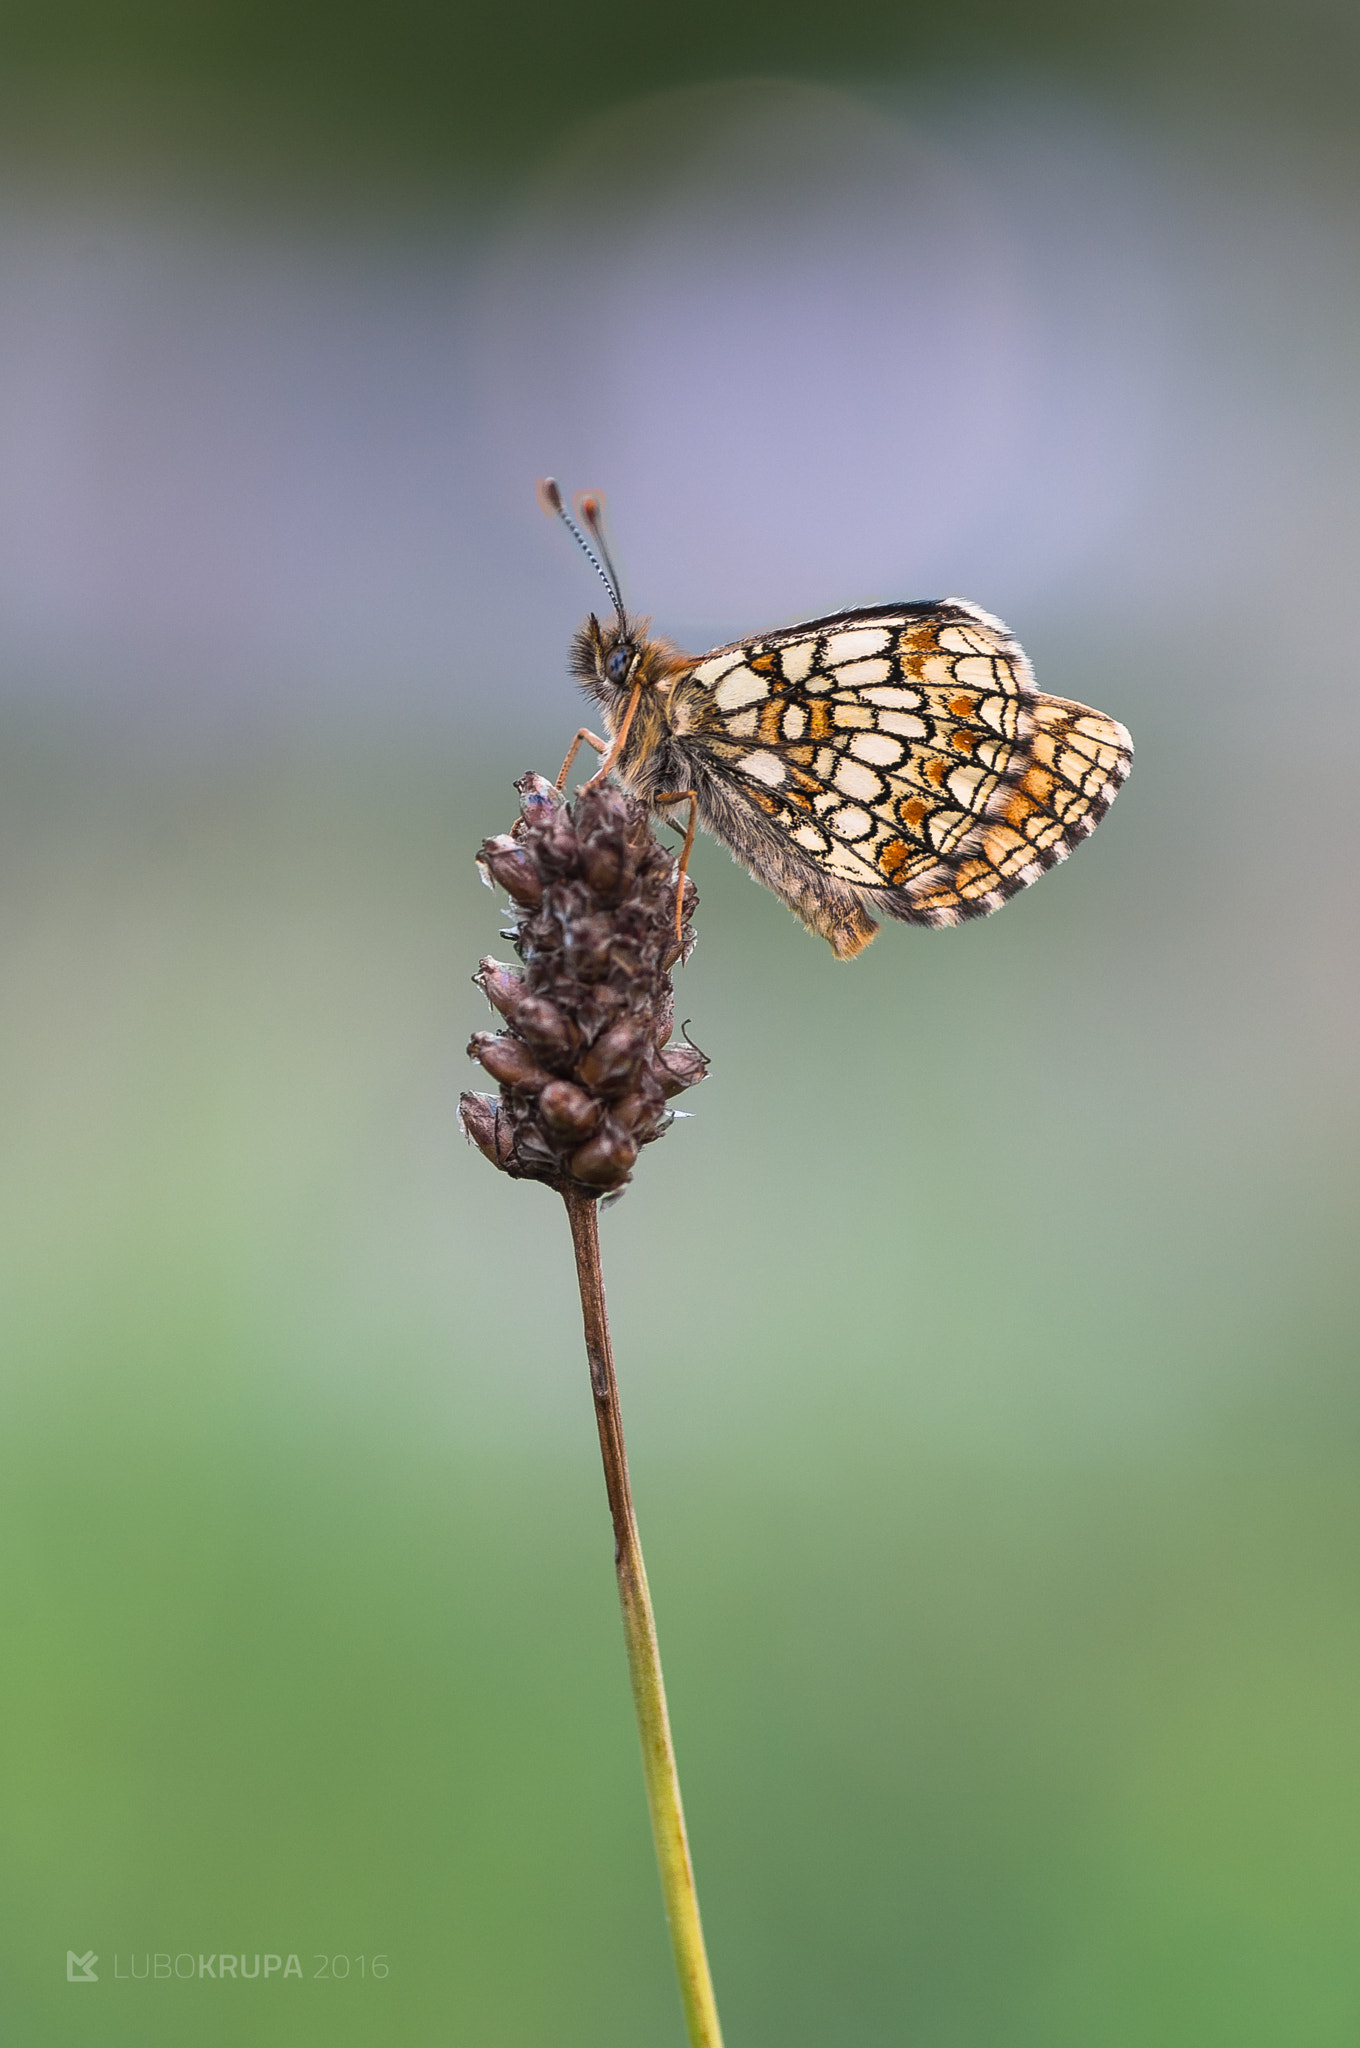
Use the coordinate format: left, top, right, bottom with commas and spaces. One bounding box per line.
562, 1186, 725, 2048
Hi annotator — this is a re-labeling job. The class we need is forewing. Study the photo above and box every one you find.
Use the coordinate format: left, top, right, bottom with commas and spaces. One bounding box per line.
685, 601, 1131, 926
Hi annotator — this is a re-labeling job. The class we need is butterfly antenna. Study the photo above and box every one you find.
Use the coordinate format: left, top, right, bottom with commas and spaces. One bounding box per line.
537, 476, 626, 628
575, 491, 625, 619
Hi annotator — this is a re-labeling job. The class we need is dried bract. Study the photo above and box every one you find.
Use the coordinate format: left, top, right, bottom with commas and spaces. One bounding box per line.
460, 774, 707, 1197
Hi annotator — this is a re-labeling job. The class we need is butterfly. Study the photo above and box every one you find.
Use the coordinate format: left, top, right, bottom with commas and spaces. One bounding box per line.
540, 481, 1132, 959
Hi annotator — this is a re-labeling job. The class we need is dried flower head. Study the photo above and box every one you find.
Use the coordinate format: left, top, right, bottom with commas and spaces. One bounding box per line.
460, 773, 708, 1197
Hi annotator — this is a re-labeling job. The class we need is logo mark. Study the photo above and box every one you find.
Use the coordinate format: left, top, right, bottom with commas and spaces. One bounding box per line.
67, 1951, 98, 1982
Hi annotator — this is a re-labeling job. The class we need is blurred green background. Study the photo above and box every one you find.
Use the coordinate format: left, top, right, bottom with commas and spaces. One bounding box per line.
2, 3, 1359, 2043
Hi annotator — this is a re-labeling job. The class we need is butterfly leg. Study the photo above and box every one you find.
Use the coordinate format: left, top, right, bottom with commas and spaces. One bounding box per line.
582, 681, 643, 791
555, 728, 609, 789
653, 788, 698, 951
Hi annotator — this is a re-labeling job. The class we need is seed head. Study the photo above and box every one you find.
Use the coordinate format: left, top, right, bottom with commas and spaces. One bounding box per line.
460, 774, 707, 1198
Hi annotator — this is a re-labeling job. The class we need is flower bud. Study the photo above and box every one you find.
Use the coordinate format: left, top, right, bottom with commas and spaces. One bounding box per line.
578, 1017, 649, 1095
612, 1084, 668, 1142
479, 835, 543, 906
458, 1091, 515, 1171
569, 1117, 639, 1189
475, 957, 525, 1020
534, 815, 581, 878
467, 1031, 552, 1092
657, 1043, 709, 1096
513, 996, 579, 1066
580, 828, 636, 902
539, 1080, 602, 1140
515, 771, 563, 824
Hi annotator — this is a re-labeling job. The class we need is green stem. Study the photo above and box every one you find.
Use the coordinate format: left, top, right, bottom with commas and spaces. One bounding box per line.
562, 1187, 725, 2048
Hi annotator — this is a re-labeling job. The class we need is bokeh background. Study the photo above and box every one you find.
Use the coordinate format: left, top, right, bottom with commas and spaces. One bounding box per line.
2, 3, 1358, 2043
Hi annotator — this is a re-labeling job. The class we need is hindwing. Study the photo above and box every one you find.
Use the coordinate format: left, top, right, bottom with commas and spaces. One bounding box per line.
682, 600, 1132, 927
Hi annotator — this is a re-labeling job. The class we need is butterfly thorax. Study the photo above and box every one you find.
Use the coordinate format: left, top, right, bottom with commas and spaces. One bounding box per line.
570, 614, 710, 803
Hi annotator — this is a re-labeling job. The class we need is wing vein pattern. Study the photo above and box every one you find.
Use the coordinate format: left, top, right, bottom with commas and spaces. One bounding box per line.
686, 600, 1132, 927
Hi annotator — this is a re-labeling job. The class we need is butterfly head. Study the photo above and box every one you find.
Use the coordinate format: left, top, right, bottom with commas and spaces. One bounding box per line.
569, 611, 684, 718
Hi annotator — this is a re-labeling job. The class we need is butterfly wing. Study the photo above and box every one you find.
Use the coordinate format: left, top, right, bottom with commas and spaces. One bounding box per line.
680, 600, 1131, 937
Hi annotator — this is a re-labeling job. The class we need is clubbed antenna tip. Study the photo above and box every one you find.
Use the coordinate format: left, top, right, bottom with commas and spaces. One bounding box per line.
536, 475, 626, 626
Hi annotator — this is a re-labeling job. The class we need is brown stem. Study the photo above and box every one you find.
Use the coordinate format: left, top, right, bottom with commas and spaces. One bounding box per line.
562, 1186, 724, 2048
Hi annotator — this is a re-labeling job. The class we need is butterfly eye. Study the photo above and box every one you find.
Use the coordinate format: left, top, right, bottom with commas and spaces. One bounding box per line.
605, 644, 634, 685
